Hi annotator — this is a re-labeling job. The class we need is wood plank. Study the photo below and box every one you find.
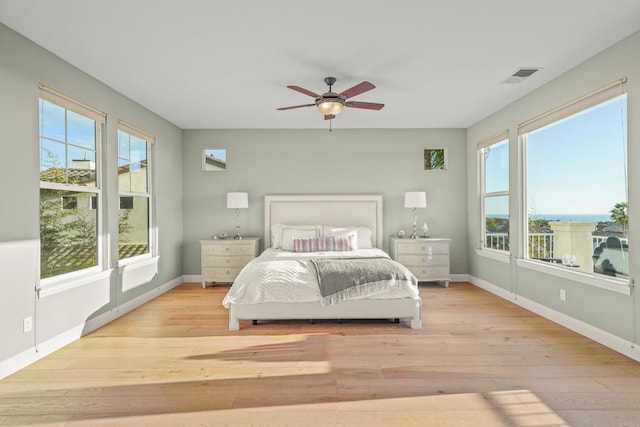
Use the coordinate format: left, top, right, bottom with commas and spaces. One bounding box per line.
0, 282, 639, 426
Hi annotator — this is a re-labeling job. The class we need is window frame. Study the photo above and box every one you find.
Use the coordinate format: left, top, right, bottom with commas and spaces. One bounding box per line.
478, 130, 510, 257
38, 85, 106, 285
116, 120, 155, 266
517, 78, 630, 294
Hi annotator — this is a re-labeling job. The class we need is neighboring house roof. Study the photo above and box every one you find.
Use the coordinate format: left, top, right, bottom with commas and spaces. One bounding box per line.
43, 243, 149, 278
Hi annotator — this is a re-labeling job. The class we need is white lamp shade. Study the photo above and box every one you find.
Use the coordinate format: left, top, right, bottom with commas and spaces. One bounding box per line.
227, 192, 248, 209
404, 191, 427, 208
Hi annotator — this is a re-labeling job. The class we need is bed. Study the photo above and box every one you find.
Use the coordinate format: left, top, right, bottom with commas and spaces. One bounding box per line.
222, 194, 422, 330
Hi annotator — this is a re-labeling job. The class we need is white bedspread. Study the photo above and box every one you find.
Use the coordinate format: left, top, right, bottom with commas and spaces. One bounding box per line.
222, 248, 419, 308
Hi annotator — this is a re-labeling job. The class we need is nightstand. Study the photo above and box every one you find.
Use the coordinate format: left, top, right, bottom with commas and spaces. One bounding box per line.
390, 237, 451, 287
200, 237, 260, 288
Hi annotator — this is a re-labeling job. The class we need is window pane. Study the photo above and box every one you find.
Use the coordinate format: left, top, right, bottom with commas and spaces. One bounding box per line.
484, 140, 508, 193
39, 100, 65, 141
130, 162, 147, 192
485, 195, 509, 251
40, 139, 66, 183
67, 145, 96, 187
118, 158, 131, 192
526, 95, 628, 278
119, 196, 149, 260
67, 110, 95, 149
118, 130, 129, 160
40, 188, 98, 279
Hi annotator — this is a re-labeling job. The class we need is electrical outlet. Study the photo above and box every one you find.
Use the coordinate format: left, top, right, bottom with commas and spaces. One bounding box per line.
560, 289, 566, 301
23, 317, 33, 333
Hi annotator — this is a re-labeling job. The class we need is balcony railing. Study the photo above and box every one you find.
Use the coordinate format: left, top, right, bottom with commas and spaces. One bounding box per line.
484, 232, 628, 266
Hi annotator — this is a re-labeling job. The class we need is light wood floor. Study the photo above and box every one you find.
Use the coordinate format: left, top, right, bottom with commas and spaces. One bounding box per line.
1, 282, 640, 426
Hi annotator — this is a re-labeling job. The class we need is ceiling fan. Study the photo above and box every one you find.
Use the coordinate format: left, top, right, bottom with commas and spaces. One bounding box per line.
277, 77, 384, 120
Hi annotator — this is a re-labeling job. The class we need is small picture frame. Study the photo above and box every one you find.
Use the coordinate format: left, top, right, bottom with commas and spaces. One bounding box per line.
203, 148, 227, 171
424, 148, 446, 170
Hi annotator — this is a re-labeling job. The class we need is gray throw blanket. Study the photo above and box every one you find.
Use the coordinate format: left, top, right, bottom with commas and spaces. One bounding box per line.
310, 257, 417, 306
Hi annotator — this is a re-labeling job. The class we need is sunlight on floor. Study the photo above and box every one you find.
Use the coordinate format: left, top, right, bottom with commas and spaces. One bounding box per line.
80, 390, 569, 427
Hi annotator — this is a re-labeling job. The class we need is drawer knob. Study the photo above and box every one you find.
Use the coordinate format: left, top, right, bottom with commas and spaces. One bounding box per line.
225, 270, 230, 275
225, 258, 230, 263
225, 247, 230, 252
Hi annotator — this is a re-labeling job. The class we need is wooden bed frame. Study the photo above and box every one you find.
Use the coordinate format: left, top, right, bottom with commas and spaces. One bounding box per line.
227, 194, 422, 330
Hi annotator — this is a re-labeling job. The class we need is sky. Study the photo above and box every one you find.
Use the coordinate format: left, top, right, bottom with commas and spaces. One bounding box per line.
485, 95, 627, 217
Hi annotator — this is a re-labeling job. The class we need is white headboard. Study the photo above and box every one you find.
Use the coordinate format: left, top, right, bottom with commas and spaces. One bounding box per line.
264, 194, 383, 249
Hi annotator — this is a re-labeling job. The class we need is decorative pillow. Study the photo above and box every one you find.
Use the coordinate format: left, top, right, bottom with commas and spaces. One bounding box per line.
322, 226, 373, 249
293, 236, 354, 252
281, 228, 318, 251
271, 224, 319, 248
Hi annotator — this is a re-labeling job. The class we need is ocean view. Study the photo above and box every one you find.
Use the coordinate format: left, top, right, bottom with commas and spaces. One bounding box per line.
489, 214, 612, 222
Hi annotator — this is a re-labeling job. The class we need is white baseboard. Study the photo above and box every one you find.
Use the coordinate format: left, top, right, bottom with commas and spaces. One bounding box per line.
469, 275, 640, 363
451, 273, 470, 283
82, 275, 183, 334
0, 276, 183, 380
182, 274, 201, 283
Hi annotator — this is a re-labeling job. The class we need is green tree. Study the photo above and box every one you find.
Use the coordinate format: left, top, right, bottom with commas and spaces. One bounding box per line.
610, 202, 628, 236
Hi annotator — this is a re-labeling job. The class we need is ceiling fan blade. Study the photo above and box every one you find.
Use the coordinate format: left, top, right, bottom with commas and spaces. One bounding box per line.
324, 114, 335, 120
287, 85, 320, 98
345, 101, 385, 110
338, 81, 375, 99
277, 103, 315, 111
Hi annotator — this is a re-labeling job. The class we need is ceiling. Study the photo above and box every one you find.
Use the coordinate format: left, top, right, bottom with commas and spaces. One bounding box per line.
2, 0, 640, 130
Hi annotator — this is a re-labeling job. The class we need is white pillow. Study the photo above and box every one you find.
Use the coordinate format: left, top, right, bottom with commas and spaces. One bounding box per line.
271, 224, 319, 248
322, 226, 373, 249
281, 228, 318, 251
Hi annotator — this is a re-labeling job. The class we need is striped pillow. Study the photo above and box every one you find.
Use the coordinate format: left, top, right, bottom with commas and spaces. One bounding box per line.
293, 236, 354, 252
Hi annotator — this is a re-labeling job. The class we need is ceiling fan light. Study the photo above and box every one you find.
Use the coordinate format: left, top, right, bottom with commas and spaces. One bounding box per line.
316, 99, 344, 116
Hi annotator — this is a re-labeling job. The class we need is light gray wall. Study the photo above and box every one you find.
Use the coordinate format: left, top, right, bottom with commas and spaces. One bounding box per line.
0, 23, 184, 362
182, 128, 468, 275
466, 30, 640, 342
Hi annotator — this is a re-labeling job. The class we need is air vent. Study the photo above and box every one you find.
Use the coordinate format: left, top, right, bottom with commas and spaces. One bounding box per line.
502, 67, 543, 84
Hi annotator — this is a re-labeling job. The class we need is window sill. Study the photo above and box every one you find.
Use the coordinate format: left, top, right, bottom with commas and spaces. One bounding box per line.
117, 253, 155, 269
516, 258, 631, 295
475, 248, 511, 263
38, 269, 113, 298
118, 256, 160, 292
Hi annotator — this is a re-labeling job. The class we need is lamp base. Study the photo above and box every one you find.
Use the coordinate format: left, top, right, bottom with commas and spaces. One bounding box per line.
234, 235, 243, 240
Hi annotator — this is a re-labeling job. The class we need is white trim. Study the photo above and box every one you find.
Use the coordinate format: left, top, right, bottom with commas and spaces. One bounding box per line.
516, 258, 631, 295
117, 120, 155, 143
475, 248, 511, 263
38, 269, 112, 298
469, 275, 640, 363
84, 275, 181, 334
119, 256, 160, 292
183, 274, 203, 283
451, 273, 470, 283
0, 276, 183, 380
477, 129, 509, 149
39, 84, 106, 124
517, 77, 627, 134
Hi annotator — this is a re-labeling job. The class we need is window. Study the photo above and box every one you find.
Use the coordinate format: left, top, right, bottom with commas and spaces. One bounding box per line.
39, 86, 105, 279
117, 121, 154, 261
520, 78, 628, 280
479, 131, 509, 252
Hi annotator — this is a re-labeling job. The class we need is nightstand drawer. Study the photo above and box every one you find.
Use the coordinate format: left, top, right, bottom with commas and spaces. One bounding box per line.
200, 237, 260, 287
389, 237, 451, 286
398, 254, 449, 267
202, 267, 243, 282
202, 255, 254, 268
202, 244, 254, 256
407, 265, 449, 278
396, 242, 449, 255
